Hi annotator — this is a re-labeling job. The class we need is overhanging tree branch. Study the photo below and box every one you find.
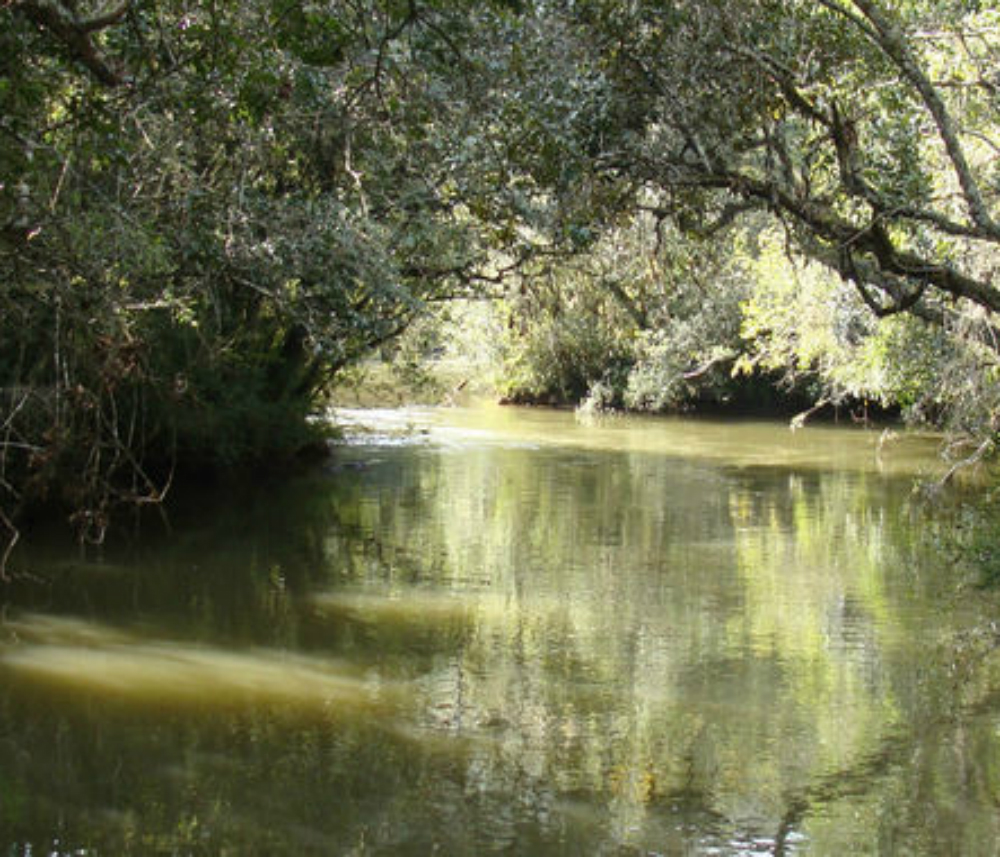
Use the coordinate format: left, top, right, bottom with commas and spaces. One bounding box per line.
667, 161, 1000, 315
13, 0, 128, 86
848, 0, 1000, 240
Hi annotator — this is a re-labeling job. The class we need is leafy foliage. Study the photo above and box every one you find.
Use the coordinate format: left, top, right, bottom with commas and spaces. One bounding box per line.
5, 0, 1000, 557
0, 0, 504, 548
484, 0, 1000, 432
495, 214, 752, 411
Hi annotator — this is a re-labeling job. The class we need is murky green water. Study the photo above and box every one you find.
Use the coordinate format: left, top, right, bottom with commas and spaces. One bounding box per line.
3, 405, 1000, 855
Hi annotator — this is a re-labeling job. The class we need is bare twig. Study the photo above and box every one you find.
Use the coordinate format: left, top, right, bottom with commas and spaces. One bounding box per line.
0, 507, 19, 582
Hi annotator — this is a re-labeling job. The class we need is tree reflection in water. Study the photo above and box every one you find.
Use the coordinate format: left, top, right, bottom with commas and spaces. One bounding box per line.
1, 407, 997, 855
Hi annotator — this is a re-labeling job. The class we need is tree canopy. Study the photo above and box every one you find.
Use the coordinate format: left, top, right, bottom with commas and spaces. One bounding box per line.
560, 0, 1000, 316
3, 0, 1000, 551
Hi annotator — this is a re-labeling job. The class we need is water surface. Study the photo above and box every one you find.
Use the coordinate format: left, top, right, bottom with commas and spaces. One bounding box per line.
2, 405, 999, 855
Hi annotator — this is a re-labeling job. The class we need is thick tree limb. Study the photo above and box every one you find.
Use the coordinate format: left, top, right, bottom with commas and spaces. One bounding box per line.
674, 165, 1000, 315
79, 0, 127, 32
14, 0, 128, 86
848, 0, 1000, 240
790, 398, 832, 431
730, 37, 994, 246
935, 437, 993, 490
683, 351, 736, 381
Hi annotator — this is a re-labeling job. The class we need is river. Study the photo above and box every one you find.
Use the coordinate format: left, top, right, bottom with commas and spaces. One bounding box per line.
2, 405, 999, 855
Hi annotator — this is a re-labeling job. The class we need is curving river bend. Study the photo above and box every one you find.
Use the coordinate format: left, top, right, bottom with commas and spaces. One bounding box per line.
2, 405, 999, 855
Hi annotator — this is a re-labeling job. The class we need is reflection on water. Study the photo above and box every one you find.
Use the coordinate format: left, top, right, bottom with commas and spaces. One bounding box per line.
2, 615, 398, 712
1, 405, 999, 855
